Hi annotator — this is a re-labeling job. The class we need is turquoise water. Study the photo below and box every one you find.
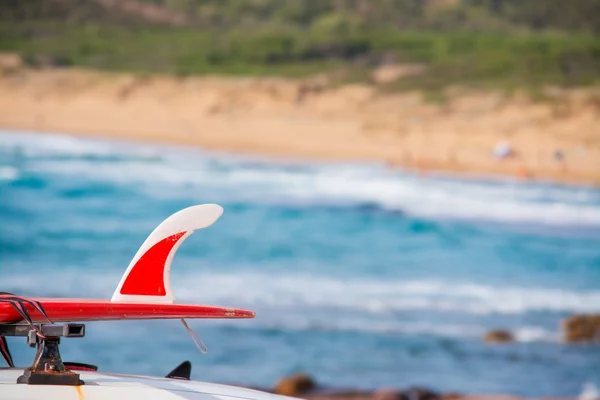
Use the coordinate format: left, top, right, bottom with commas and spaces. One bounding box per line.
1, 130, 599, 397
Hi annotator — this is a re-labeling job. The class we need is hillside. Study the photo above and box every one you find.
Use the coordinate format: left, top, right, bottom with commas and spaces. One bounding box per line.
1, 0, 599, 91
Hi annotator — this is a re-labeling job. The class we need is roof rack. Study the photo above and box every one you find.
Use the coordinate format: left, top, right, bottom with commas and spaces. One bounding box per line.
0, 323, 85, 386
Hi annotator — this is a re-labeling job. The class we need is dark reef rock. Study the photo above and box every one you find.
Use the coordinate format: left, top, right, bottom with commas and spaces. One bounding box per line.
275, 373, 317, 397
561, 314, 600, 343
401, 386, 442, 400
483, 329, 514, 344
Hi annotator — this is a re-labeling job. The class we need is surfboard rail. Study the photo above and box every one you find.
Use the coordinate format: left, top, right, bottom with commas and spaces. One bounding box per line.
0, 299, 255, 324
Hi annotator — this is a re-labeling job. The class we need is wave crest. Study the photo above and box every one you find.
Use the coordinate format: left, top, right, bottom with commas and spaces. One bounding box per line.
2, 130, 599, 226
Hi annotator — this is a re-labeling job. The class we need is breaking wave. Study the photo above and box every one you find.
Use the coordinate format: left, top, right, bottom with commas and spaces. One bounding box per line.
2, 130, 599, 227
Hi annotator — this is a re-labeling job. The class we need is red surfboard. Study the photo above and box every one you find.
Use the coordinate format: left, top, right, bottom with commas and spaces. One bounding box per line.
0, 299, 255, 324
1, 204, 256, 325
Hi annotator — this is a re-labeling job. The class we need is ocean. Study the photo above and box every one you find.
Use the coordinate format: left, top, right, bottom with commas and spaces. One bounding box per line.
1, 130, 599, 397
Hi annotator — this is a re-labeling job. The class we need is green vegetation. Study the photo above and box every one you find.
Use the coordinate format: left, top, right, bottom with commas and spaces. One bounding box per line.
1, 0, 599, 91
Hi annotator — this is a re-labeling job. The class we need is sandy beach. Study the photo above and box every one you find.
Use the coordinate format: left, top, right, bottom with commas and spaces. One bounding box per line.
1, 65, 599, 186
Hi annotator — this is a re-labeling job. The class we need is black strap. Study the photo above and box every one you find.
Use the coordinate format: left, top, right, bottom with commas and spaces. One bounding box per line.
0, 293, 52, 324
0, 292, 54, 367
0, 337, 14, 367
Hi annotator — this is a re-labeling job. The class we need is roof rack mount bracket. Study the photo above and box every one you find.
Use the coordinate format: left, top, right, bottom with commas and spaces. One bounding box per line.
0, 323, 85, 386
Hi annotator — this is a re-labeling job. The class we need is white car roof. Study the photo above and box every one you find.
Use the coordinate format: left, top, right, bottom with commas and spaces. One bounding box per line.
0, 368, 299, 400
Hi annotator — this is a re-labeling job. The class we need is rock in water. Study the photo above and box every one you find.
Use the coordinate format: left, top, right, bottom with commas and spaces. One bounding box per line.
373, 387, 442, 400
562, 314, 600, 343
275, 373, 316, 397
403, 387, 441, 400
483, 330, 514, 344
373, 388, 407, 400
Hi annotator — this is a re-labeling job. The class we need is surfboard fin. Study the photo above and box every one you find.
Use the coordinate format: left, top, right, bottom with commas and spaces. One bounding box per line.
166, 360, 192, 380
111, 204, 224, 304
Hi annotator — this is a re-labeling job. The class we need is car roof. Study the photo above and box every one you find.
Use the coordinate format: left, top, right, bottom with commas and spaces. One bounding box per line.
0, 368, 299, 400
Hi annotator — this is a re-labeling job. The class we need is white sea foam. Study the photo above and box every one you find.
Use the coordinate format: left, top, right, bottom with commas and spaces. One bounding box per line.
580, 383, 600, 400
0, 165, 18, 181
2, 130, 599, 227
236, 318, 559, 343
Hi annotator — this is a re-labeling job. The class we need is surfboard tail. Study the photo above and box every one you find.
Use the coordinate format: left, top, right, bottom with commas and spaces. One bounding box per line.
111, 204, 224, 304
